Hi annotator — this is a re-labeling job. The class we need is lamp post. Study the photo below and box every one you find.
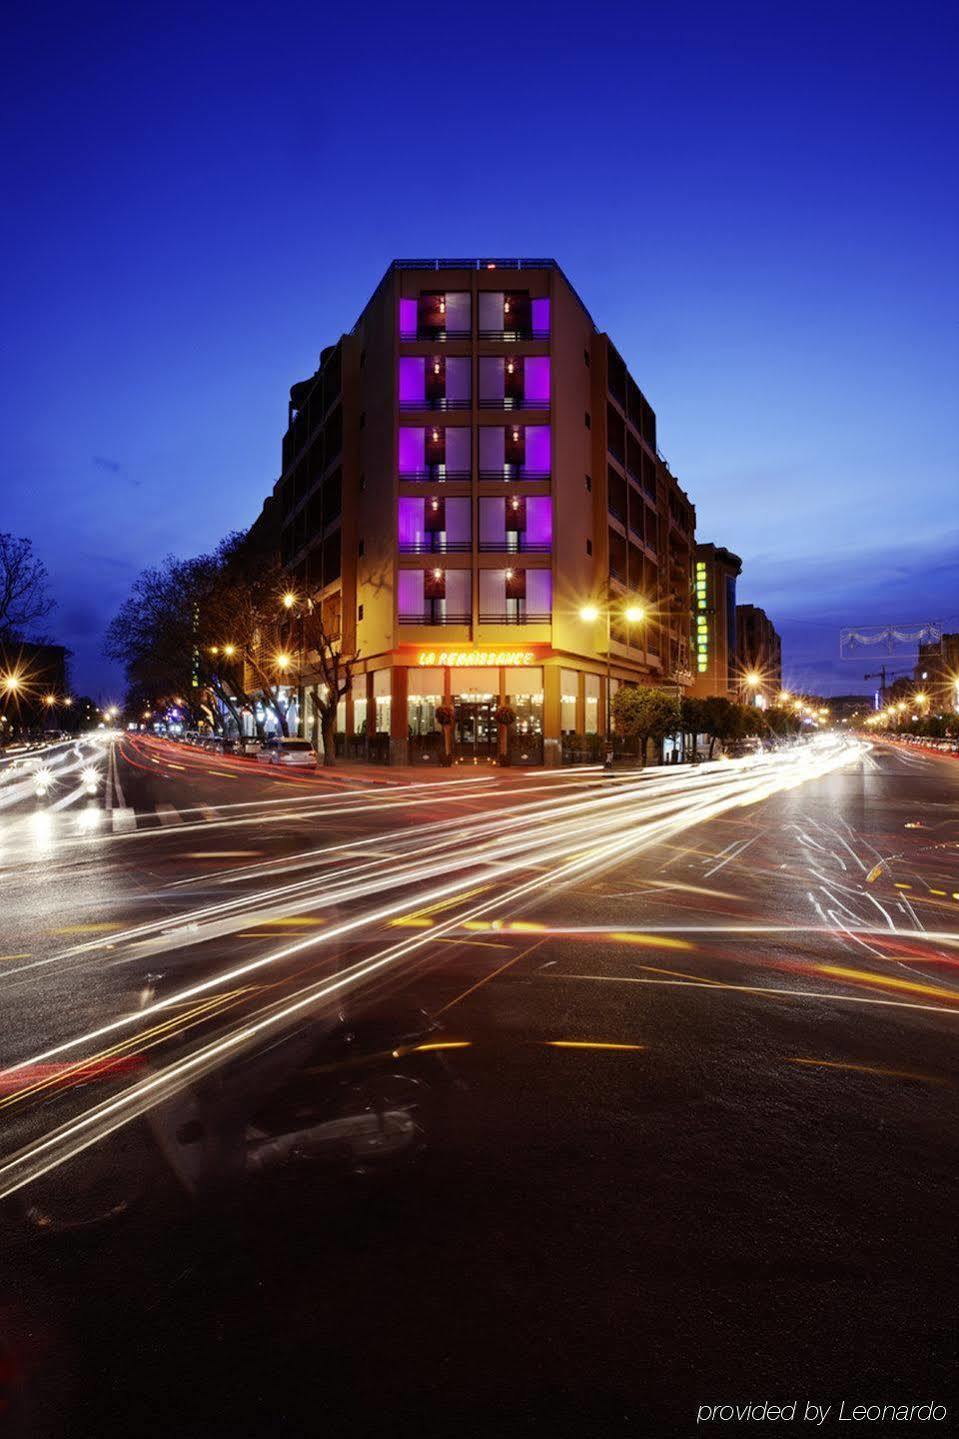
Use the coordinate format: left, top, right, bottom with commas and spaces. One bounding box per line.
579, 599, 646, 768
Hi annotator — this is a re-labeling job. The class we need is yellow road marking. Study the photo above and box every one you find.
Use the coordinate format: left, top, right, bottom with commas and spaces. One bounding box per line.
817, 963, 959, 1004
50, 923, 123, 935
609, 931, 695, 951
0, 953, 31, 962
544, 1040, 645, 1052
865, 864, 882, 883
894, 882, 912, 890
786, 1057, 945, 1085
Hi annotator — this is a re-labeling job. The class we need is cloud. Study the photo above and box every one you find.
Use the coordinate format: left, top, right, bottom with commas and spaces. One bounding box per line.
92, 455, 141, 487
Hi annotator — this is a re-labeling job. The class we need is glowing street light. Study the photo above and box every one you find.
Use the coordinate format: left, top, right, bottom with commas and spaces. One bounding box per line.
282, 592, 297, 610
578, 598, 649, 765
1, 673, 21, 694
275, 653, 291, 671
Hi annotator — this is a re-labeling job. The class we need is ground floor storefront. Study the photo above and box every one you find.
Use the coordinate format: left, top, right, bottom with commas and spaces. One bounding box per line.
299, 646, 671, 767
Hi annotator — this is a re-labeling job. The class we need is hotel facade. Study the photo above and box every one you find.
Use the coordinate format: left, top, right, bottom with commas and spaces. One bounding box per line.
267, 259, 697, 764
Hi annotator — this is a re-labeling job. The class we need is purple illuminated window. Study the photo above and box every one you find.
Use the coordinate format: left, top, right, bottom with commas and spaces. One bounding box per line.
531, 297, 550, 337
445, 357, 470, 405
399, 357, 425, 405
398, 570, 424, 615
445, 428, 470, 472
524, 357, 550, 406
526, 570, 552, 612
399, 428, 425, 473
525, 497, 552, 548
524, 425, 550, 474
399, 298, 417, 338
398, 498, 424, 548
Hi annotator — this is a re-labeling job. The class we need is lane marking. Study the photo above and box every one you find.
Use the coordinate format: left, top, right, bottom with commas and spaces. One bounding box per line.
785, 1057, 945, 1085
156, 804, 182, 826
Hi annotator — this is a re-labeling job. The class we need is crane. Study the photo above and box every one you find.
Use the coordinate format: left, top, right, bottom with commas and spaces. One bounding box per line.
864, 664, 911, 705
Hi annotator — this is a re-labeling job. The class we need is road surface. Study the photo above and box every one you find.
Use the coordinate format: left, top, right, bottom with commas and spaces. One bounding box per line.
0, 733, 956, 1437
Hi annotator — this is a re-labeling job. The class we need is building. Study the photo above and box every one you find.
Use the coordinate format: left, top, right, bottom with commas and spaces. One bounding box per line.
914, 632, 959, 714
268, 258, 697, 764
735, 603, 782, 705
689, 543, 742, 699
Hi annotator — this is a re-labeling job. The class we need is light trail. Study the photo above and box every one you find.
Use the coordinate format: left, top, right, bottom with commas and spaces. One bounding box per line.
0, 737, 886, 1197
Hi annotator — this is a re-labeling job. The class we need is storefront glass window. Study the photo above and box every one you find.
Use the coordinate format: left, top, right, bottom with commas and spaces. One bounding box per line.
560, 668, 578, 733
584, 674, 600, 734
408, 695, 441, 736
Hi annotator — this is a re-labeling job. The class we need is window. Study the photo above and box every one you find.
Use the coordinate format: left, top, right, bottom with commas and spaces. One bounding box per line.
560, 669, 578, 733
586, 538, 592, 556
359, 413, 365, 429
584, 350, 591, 367
584, 674, 600, 734
358, 539, 364, 557
358, 604, 364, 621
585, 412, 591, 429
585, 474, 592, 492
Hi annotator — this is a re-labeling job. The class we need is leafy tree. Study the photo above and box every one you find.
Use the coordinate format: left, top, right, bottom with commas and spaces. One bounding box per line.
612, 684, 679, 766
698, 695, 736, 758
679, 695, 707, 762
0, 534, 54, 640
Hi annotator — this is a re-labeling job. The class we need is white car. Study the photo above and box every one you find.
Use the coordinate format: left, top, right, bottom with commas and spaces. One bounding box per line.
257, 737, 317, 767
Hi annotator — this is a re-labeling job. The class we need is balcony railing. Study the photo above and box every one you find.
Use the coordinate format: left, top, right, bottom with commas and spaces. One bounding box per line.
477, 539, 552, 553
479, 611, 551, 625
478, 396, 549, 411
399, 327, 472, 341
477, 327, 550, 342
399, 397, 471, 412
399, 468, 472, 483
478, 468, 550, 482
398, 612, 471, 626
398, 539, 472, 554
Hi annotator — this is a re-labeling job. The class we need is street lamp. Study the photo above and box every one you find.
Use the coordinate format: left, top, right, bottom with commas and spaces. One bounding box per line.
275, 653, 291, 671
282, 592, 297, 610
579, 598, 646, 766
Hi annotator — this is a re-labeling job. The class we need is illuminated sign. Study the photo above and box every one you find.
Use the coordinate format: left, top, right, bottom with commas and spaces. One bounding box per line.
417, 650, 536, 667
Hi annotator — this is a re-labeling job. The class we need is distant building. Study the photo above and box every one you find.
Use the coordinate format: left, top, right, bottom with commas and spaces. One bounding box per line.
735, 604, 782, 705
690, 544, 742, 699
914, 632, 959, 713
260, 257, 697, 764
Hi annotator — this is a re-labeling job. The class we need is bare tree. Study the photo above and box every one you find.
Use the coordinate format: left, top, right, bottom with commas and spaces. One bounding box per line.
0, 534, 55, 639
300, 602, 360, 766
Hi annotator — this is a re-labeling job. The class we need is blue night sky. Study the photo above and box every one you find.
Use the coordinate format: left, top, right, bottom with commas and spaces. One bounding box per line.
2, 0, 956, 699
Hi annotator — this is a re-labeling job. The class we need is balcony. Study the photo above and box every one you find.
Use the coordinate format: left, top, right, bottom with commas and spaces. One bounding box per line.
477, 325, 550, 342
400, 468, 472, 483
477, 357, 550, 411
478, 396, 550, 412
399, 611, 471, 626
399, 539, 472, 554
399, 293, 471, 342
477, 539, 551, 553
478, 469, 550, 482
400, 396, 471, 412
399, 357, 471, 412
400, 325, 471, 341
479, 611, 552, 625
477, 293, 550, 342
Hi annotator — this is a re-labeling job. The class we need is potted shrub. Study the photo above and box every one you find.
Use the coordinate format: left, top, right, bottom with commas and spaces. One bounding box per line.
435, 703, 454, 766
494, 703, 516, 765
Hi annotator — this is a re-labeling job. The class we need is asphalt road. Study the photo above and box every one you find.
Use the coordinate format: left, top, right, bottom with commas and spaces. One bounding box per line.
0, 733, 956, 1438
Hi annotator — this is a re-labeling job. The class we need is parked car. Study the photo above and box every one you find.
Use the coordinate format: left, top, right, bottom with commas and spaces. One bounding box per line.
257, 737, 317, 767
225, 737, 260, 756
